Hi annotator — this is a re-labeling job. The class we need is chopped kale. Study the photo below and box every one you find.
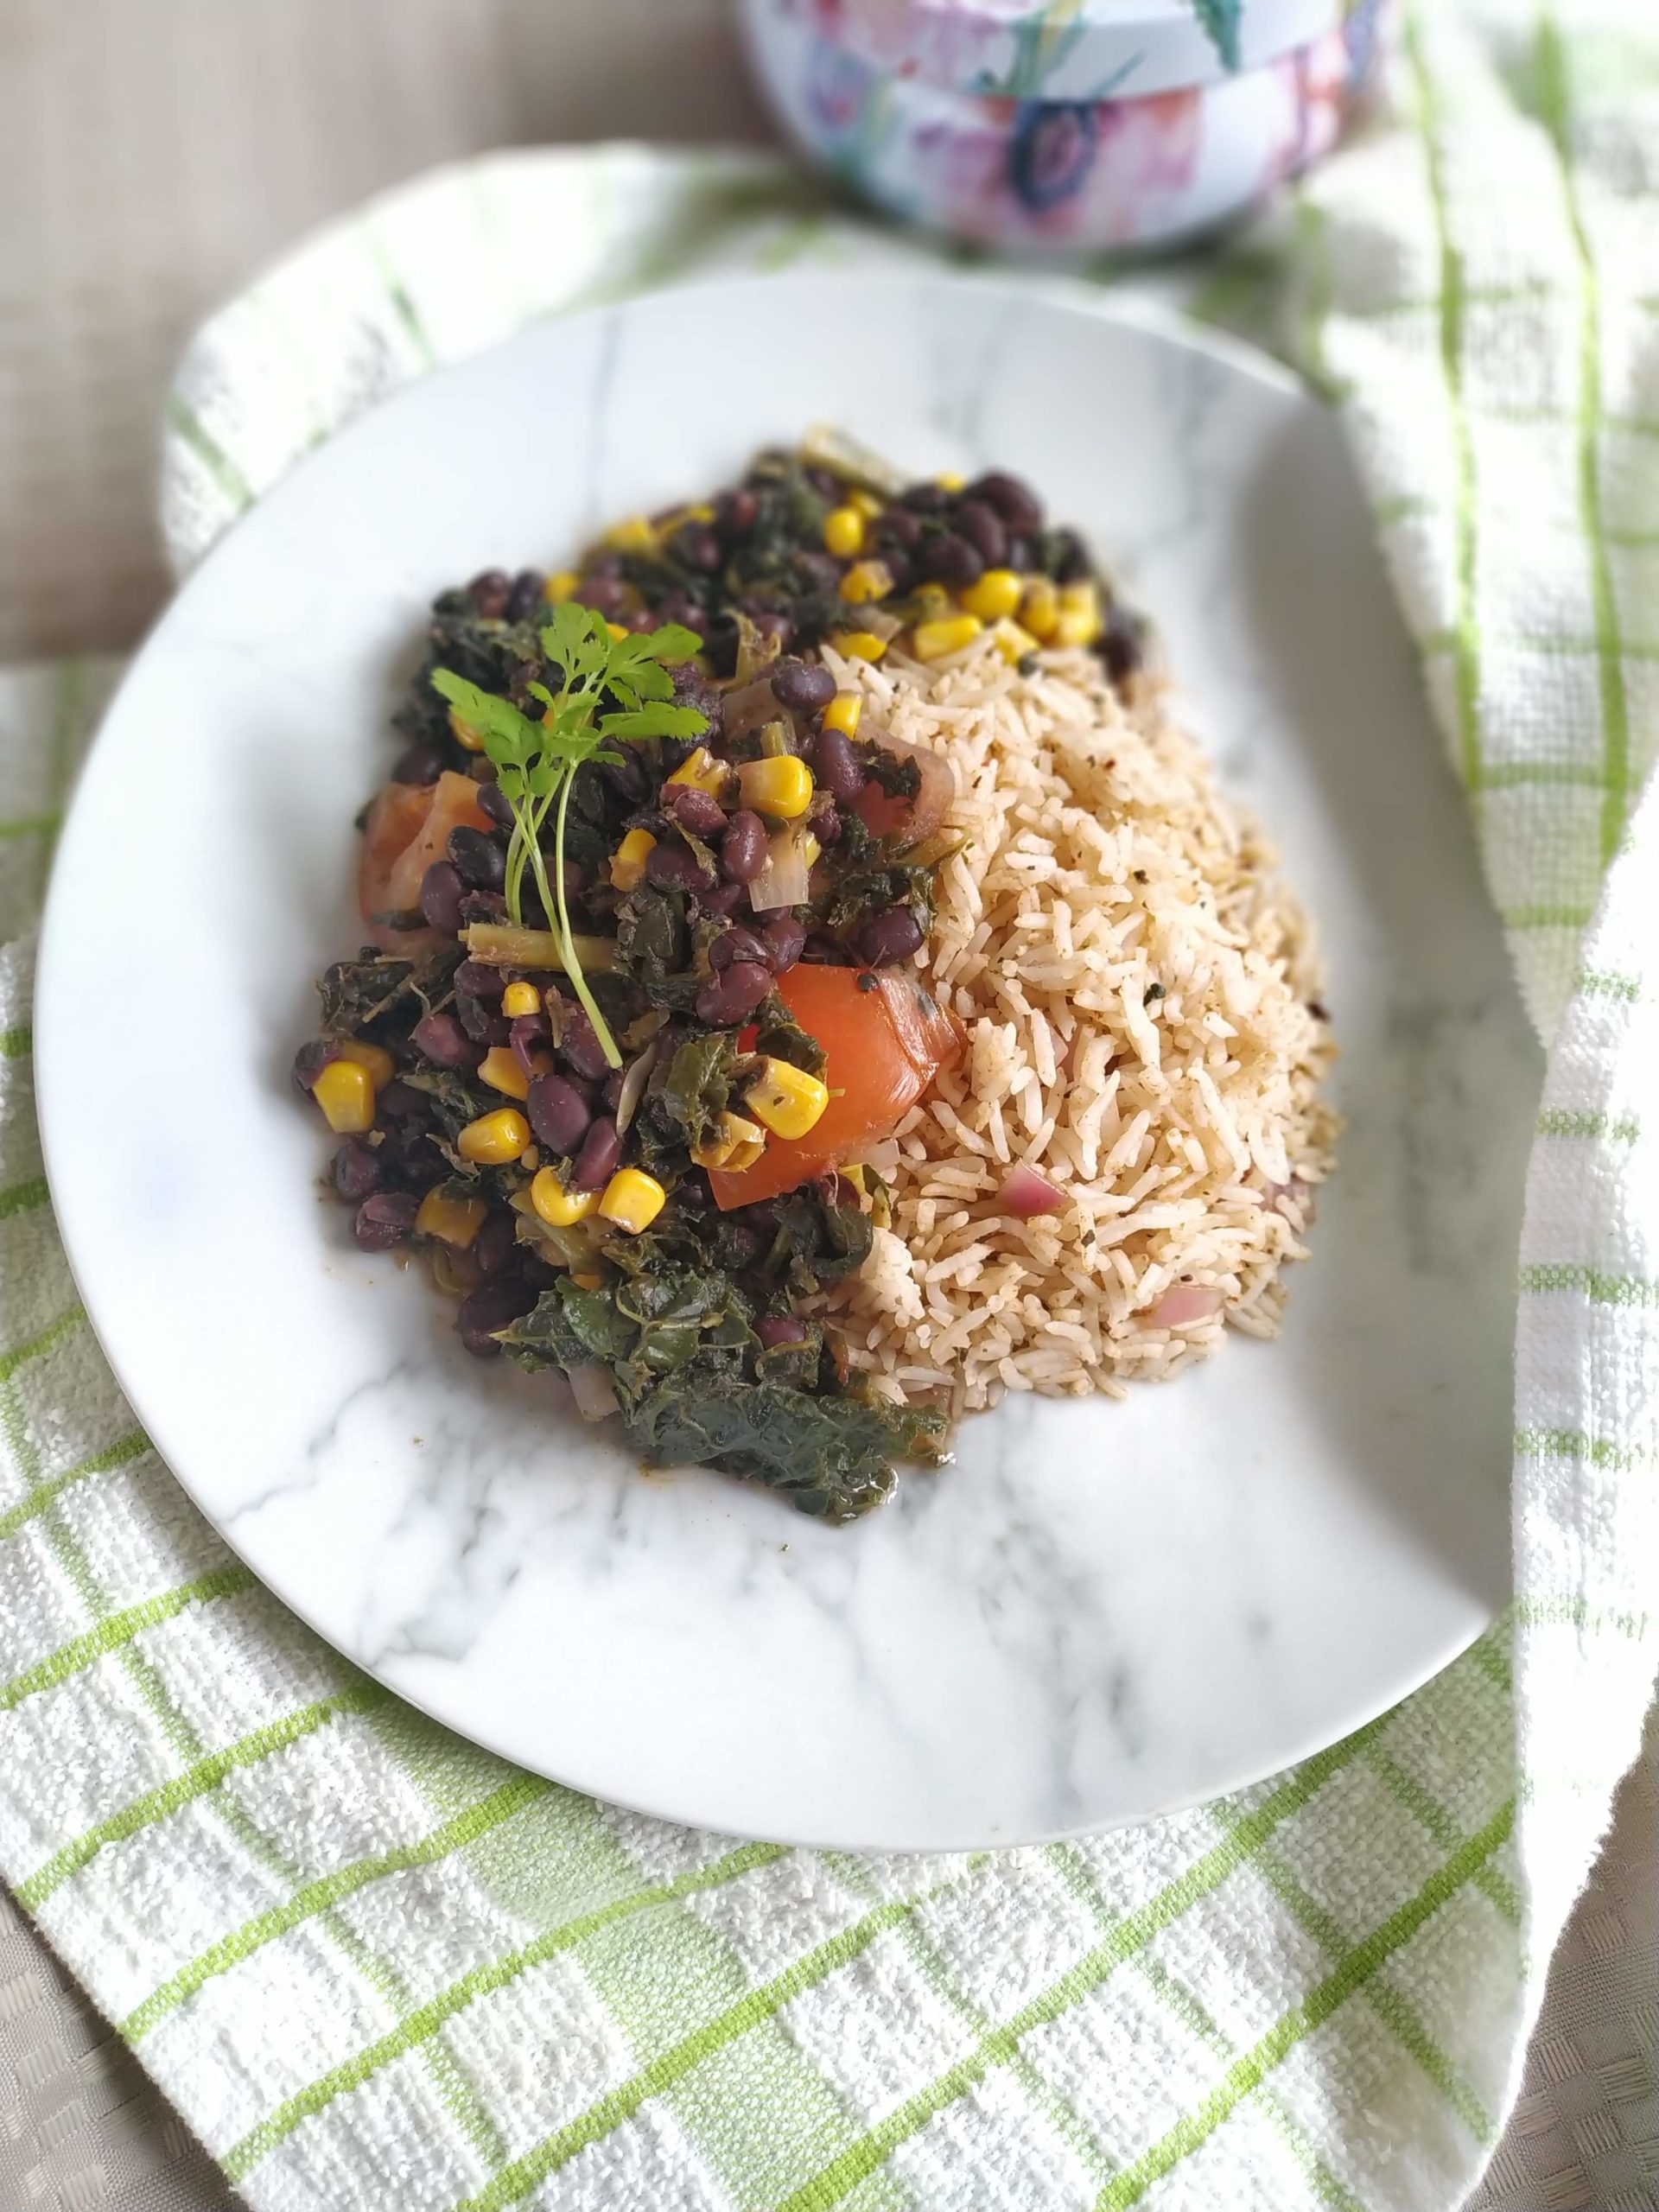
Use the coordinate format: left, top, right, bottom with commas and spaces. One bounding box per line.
614, 884, 690, 985
626, 1377, 944, 1523
319, 944, 461, 1037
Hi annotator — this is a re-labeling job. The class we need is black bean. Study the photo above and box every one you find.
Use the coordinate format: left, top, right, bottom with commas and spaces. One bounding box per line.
803, 927, 845, 963
760, 915, 806, 974
456, 1274, 537, 1357
419, 861, 467, 934
900, 481, 950, 513
668, 783, 728, 838
526, 1071, 592, 1154
477, 779, 516, 830
455, 995, 509, 1047
468, 568, 512, 618
677, 523, 723, 573
804, 463, 842, 499
1100, 602, 1146, 685
757, 1315, 809, 1348
459, 889, 508, 927
391, 741, 445, 785
332, 1140, 382, 1203
925, 534, 984, 588
291, 1039, 332, 1095
558, 1008, 613, 1084
472, 1210, 520, 1278
695, 960, 772, 1027
448, 824, 507, 891
751, 609, 794, 652
411, 1009, 481, 1071
870, 543, 914, 593
721, 809, 768, 883
353, 1192, 420, 1251
600, 1067, 626, 1116
1048, 528, 1090, 584
571, 1116, 622, 1191
454, 958, 504, 1001
957, 499, 1007, 568
510, 1014, 550, 1079
856, 907, 925, 965
375, 1078, 428, 1123
577, 572, 626, 619
700, 880, 745, 917
653, 588, 706, 632
967, 471, 1044, 536
646, 840, 716, 893
880, 505, 925, 550
1005, 533, 1034, 573
716, 486, 760, 541
807, 793, 842, 846
770, 658, 837, 713
791, 550, 842, 597
812, 726, 867, 802
710, 925, 770, 972
505, 569, 545, 622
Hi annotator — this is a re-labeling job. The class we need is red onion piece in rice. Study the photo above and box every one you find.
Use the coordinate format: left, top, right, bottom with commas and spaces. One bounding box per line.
1001, 1163, 1067, 1217
1147, 1284, 1224, 1329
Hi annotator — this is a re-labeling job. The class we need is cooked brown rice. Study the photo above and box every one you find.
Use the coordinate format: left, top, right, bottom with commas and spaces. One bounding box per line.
816, 632, 1338, 1413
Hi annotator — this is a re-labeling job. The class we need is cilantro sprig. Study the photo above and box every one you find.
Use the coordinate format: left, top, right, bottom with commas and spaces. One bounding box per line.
431, 603, 709, 1068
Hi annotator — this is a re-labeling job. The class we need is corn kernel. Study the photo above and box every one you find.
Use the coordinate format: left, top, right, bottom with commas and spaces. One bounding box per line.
912, 582, 953, 621
821, 691, 862, 738
312, 1058, 374, 1135
737, 753, 814, 821
448, 706, 484, 752
726, 1128, 767, 1173
936, 469, 966, 491
848, 487, 885, 519
991, 617, 1040, 664
457, 1108, 531, 1165
799, 830, 822, 869
1054, 579, 1103, 647
744, 1058, 830, 1141
606, 515, 656, 552
831, 630, 889, 663
415, 1187, 487, 1248
607, 621, 631, 643
1020, 576, 1060, 641
610, 828, 657, 892
597, 1167, 667, 1235
478, 1045, 531, 1100
823, 505, 865, 558
664, 745, 731, 798
961, 568, 1025, 622
545, 569, 581, 604
912, 613, 984, 662
501, 981, 542, 1018
839, 559, 893, 605
530, 1167, 601, 1228
337, 1038, 396, 1090
690, 1110, 766, 1172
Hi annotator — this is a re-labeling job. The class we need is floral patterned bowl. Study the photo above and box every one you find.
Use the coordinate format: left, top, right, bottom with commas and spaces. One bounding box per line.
740, 0, 1388, 253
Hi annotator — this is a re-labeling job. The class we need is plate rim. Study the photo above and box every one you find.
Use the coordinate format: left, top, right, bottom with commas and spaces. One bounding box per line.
35, 269, 1504, 1848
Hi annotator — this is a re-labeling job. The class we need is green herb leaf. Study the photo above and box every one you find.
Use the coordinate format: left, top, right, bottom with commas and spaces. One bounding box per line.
431, 603, 709, 1070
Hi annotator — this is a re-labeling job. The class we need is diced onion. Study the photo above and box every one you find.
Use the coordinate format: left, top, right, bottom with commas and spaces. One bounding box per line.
749, 824, 812, 912
1001, 1163, 1068, 1217
613, 1042, 658, 1135
1147, 1284, 1224, 1329
566, 1362, 620, 1421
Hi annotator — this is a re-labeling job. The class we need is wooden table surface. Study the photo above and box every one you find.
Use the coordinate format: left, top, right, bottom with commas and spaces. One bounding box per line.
0, 5, 1652, 2205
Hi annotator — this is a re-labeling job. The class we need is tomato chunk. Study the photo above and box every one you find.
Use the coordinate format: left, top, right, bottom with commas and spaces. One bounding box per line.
359, 772, 493, 950
709, 964, 962, 1209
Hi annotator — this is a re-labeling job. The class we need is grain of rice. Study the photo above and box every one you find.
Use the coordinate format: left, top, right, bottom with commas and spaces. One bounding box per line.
820, 635, 1338, 1411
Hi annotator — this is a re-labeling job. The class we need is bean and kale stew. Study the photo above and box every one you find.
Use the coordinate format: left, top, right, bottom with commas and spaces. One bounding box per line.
295, 438, 1141, 1521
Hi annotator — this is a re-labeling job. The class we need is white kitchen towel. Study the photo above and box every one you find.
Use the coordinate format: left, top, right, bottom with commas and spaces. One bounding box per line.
1, 6, 1655, 2209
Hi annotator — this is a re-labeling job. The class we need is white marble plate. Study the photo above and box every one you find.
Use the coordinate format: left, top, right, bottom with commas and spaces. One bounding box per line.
36, 276, 1536, 1850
